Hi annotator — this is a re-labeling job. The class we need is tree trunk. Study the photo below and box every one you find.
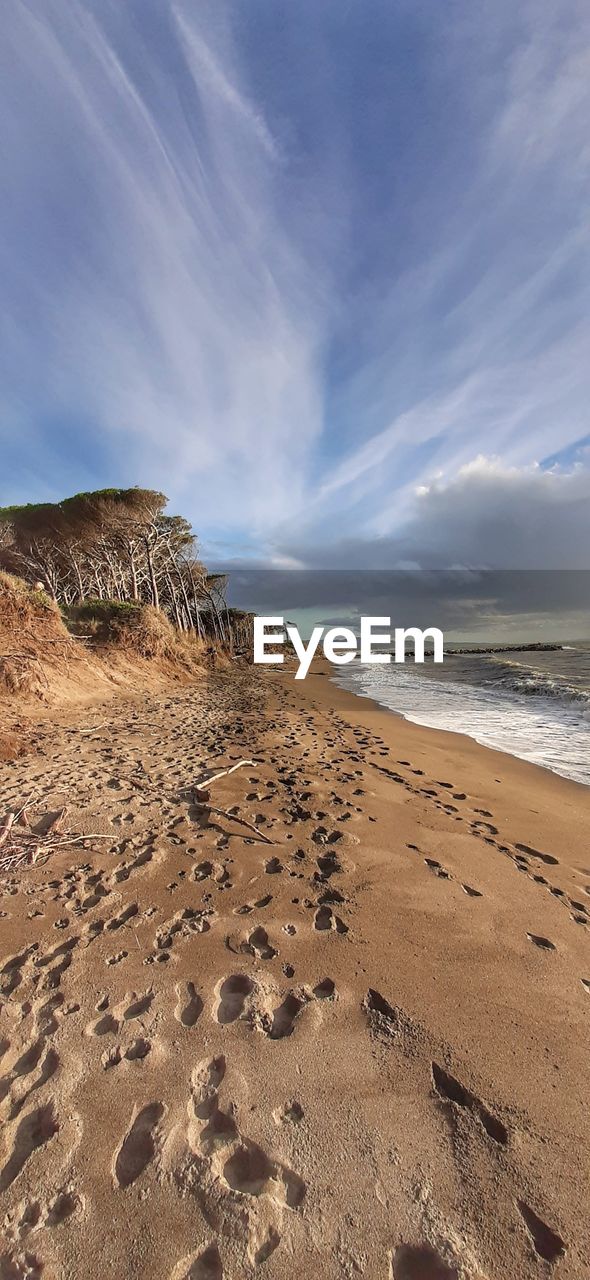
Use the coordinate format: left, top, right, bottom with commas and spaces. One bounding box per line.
144, 537, 159, 610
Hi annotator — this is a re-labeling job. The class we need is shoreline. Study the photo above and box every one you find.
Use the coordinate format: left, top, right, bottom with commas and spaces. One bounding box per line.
328, 662, 590, 791
291, 656, 589, 807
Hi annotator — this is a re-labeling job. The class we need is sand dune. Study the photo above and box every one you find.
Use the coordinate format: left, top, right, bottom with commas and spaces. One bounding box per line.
0, 665, 588, 1278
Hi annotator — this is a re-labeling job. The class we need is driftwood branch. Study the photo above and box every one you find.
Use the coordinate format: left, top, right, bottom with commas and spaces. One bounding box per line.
194, 759, 255, 791
204, 803, 275, 845
41, 833, 114, 848
0, 812, 15, 849
14, 793, 37, 822
192, 759, 275, 844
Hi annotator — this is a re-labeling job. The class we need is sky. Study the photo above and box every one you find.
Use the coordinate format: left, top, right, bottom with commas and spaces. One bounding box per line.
1, 0, 590, 603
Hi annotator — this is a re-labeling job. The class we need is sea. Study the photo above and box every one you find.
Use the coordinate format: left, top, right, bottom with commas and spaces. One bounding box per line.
334, 642, 590, 786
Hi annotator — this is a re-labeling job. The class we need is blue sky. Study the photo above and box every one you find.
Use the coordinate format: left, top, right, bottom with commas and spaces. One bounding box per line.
1, 0, 589, 570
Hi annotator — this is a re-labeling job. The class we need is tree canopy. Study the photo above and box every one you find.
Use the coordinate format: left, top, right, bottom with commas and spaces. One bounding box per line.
0, 487, 249, 649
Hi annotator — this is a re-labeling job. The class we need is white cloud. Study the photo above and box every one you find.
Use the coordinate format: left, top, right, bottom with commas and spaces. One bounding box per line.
491, 0, 590, 175
0, 1, 326, 527
408, 457, 590, 568
281, 458, 590, 570
172, 7, 280, 161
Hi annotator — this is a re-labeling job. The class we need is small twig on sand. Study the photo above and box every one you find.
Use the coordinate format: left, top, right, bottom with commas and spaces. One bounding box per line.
39, 833, 113, 848
204, 803, 275, 845
13, 793, 38, 823
194, 759, 255, 791
0, 812, 15, 849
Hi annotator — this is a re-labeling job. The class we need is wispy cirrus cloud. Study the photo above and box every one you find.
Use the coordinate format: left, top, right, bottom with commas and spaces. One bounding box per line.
0, 0, 589, 571
0, 0, 326, 526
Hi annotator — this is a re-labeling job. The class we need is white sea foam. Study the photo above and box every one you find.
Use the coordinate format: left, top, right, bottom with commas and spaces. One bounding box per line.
334, 661, 590, 786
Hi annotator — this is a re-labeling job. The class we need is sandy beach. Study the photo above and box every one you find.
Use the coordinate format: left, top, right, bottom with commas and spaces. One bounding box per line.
1, 662, 589, 1279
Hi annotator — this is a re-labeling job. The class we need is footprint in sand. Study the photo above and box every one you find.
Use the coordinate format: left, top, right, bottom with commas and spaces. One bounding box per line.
431, 1062, 508, 1146
424, 858, 451, 880
34, 937, 78, 971
184, 1052, 305, 1265
264, 993, 305, 1040
124, 991, 154, 1020
274, 1100, 304, 1125
174, 982, 203, 1027
2, 1045, 60, 1121
5, 1187, 83, 1243
214, 974, 255, 1025
471, 820, 498, 836
312, 977, 336, 999
363, 988, 399, 1037
240, 926, 277, 961
221, 1140, 306, 1208
516, 843, 559, 866
170, 1243, 223, 1279
390, 1243, 459, 1279
191, 1055, 227, 1118
113, 1101, 165, 1189
222, 1142, 273, 1195
86, 990, 154, 1037
0, 1102, 60, 1192
101, 1039, 151, 1069
517, 1199, 565, 1263
106, 902, 139, 931
313, 852, 343, 881
526, 932, 556, 951
192, 860, 231, 886
252, 1226, 282, 1265
45, 1187, 83, 1226
0, 1037, 45, 1098
234, 894, 273, 916
195, 1102, 239, 1154
313, 905, 348, 934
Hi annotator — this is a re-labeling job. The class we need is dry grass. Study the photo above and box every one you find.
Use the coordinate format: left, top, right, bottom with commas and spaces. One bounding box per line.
0, 798, 113, 874
0, 573, 76, 699
0, 731, 27, 763
68, 598, 207, 667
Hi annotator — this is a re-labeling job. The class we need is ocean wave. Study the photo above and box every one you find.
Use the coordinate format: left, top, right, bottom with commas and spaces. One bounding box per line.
483, 655, 588, 706
483, 663, 590, 706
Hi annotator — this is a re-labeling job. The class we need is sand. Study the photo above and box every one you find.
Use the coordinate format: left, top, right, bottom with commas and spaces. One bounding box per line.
0, 660, 589, 1279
